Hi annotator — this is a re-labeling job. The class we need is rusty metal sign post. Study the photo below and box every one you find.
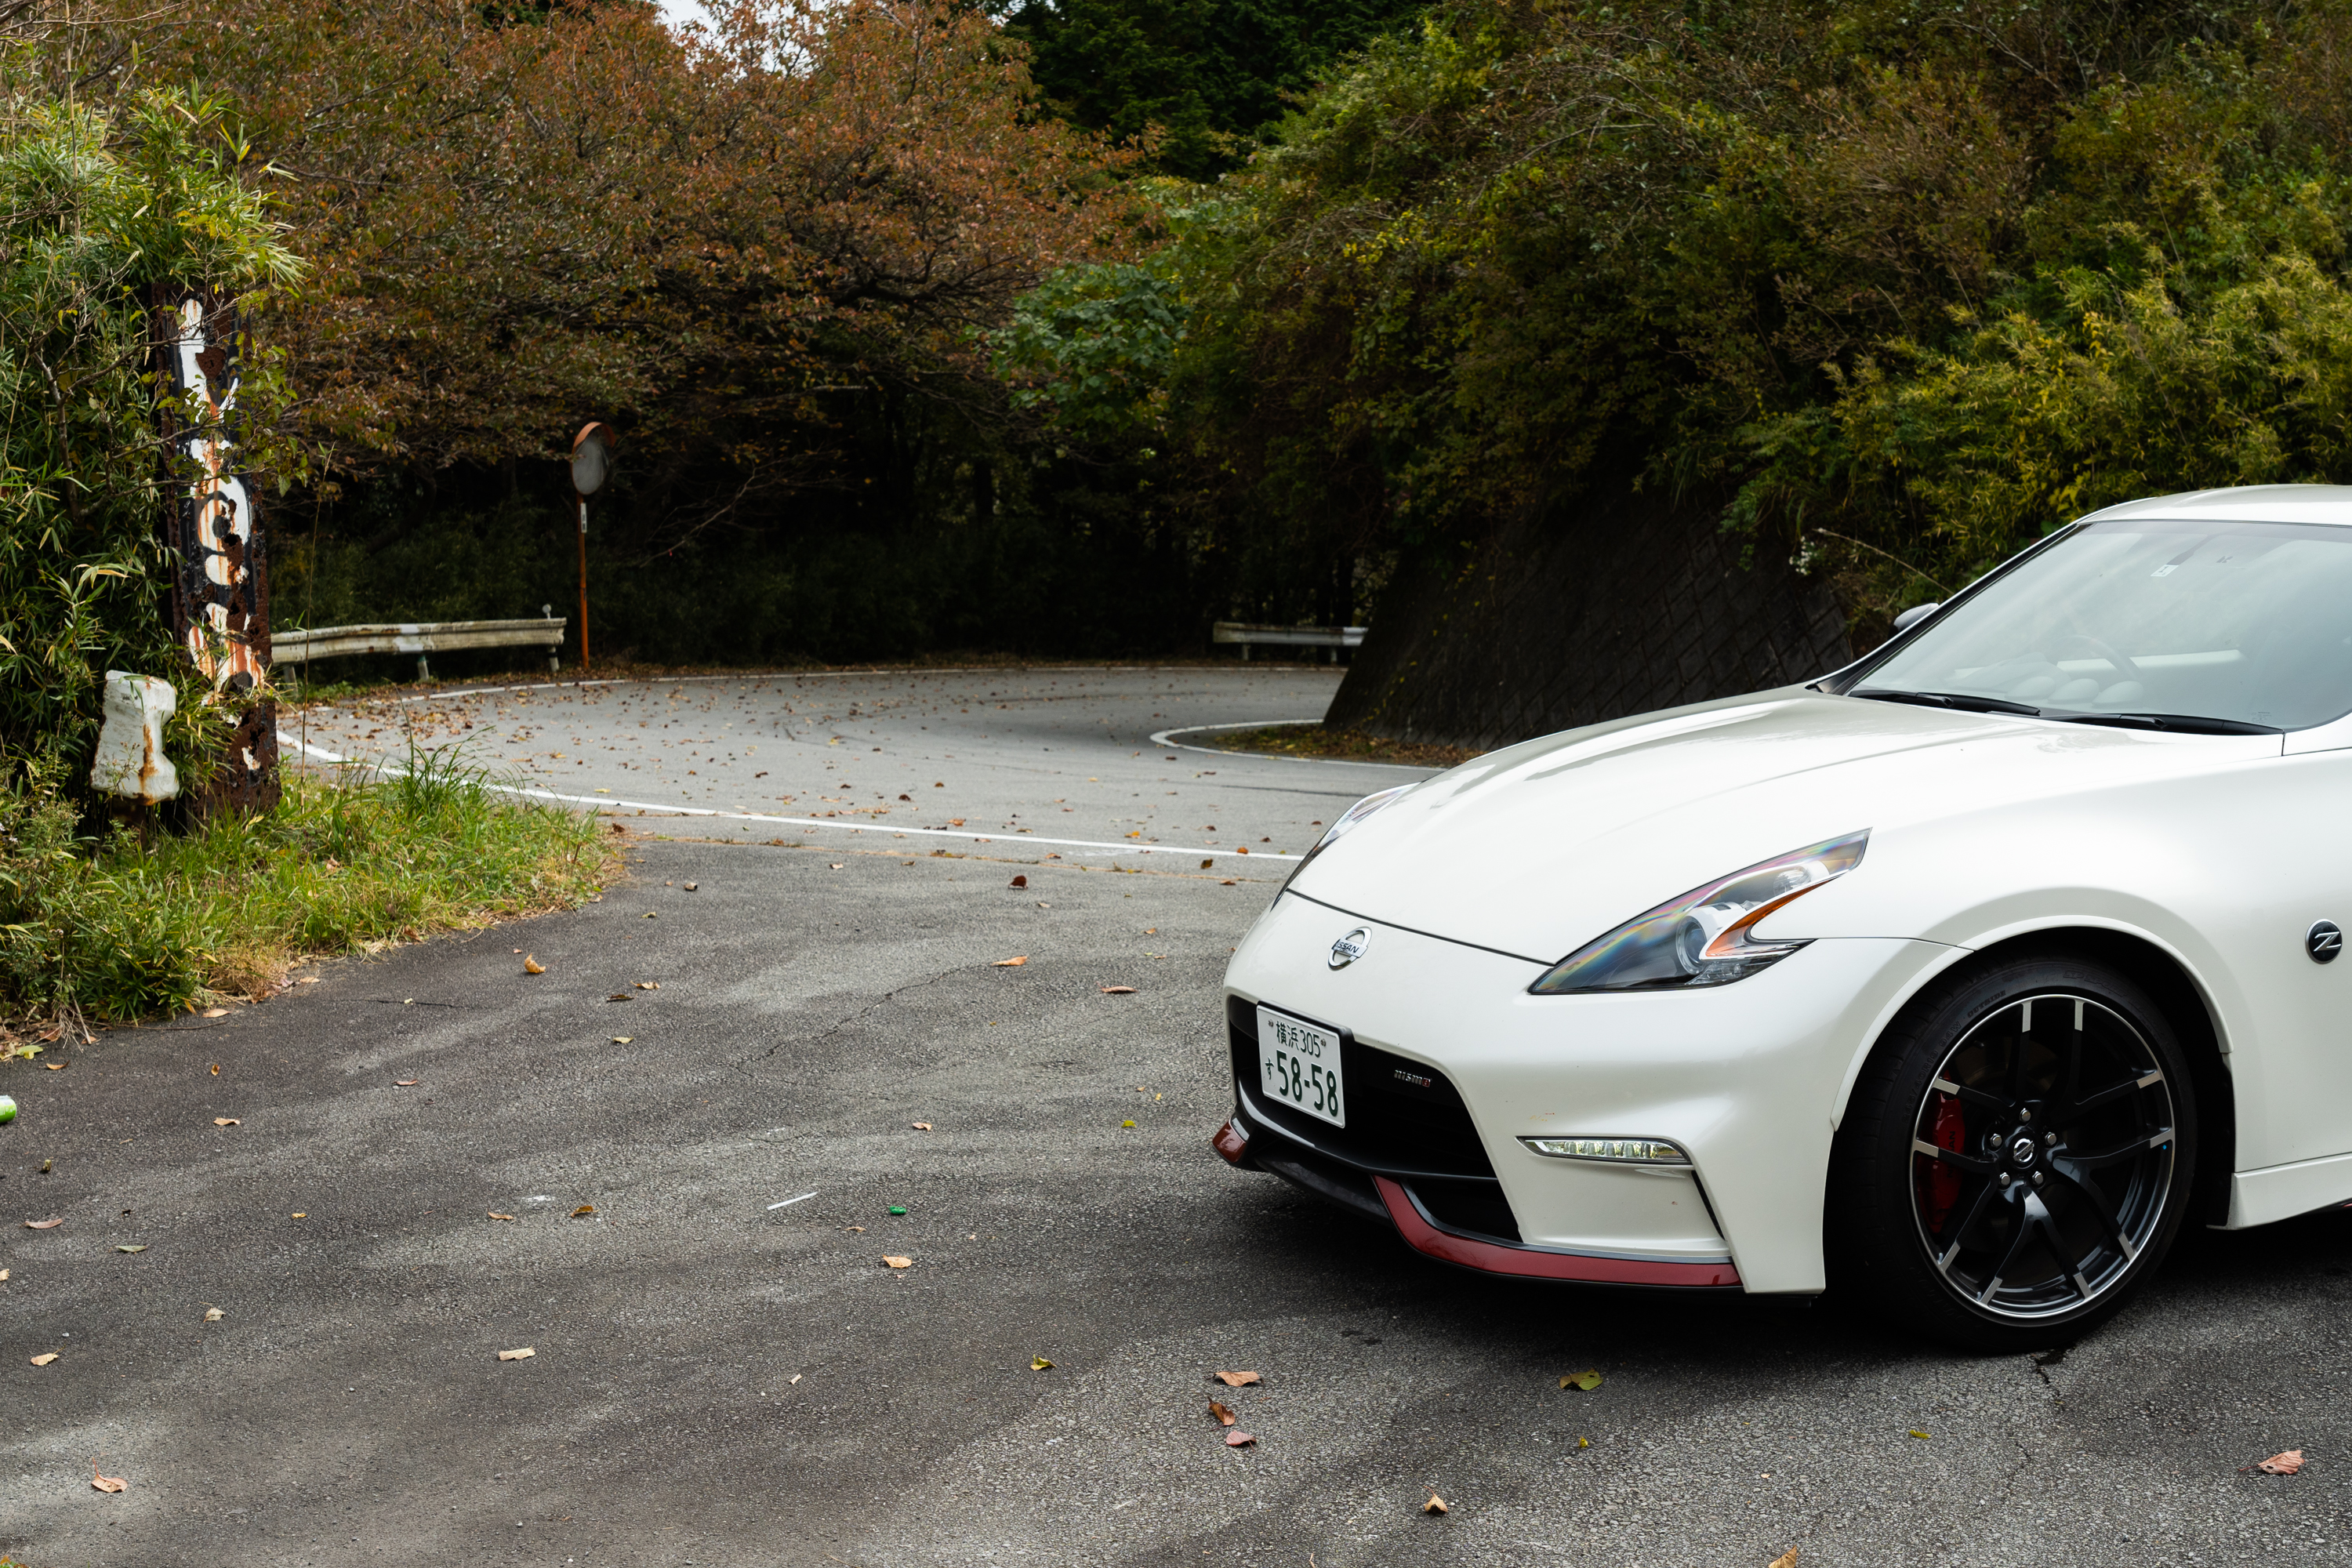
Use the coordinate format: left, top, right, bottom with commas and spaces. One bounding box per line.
154, 287, 278, 815
570, 423, 616, 670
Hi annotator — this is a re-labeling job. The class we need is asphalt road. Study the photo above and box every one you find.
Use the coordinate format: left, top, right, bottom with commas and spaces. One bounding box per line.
283, 666, 1418, 864
5, 671, 2352, 1566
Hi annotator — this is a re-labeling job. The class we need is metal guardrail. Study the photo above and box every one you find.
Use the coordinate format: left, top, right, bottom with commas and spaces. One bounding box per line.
1211, 622, 1367, 662
275, 618, 568, 681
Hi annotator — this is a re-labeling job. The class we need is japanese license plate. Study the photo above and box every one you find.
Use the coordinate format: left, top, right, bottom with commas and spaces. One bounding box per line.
1257, 1007, 1345, 1127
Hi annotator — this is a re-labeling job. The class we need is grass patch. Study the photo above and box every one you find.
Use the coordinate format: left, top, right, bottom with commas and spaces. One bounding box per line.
1185, 724, 1483, 769
0, 744, 614, 1035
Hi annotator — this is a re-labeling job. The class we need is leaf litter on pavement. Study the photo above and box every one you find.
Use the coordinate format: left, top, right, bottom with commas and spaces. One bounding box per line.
2259, 1450, 2307, 1475
1214, 1370, 1261, 1388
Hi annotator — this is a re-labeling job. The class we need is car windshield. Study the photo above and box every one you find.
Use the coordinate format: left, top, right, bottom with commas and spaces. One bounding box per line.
1856, 517, 2352, 732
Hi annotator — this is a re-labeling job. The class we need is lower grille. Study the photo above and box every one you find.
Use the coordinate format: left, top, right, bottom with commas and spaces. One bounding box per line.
1229, 994, 1520, 1243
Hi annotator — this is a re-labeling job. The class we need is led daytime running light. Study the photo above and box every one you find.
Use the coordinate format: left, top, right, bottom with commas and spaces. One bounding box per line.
1521, 1136, 1691, 1165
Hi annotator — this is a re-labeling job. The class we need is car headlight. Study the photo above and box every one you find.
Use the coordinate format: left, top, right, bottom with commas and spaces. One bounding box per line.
1283, 785, 1411, 888
1528, 830, 1870, 994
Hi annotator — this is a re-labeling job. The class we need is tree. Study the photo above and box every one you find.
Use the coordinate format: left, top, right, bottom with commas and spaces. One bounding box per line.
1002, 0, 1427, 180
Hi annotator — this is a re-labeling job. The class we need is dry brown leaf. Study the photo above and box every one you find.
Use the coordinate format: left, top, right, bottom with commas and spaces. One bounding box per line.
204, 1307, 223, 1322
395, 1079, 420, 1087
992, 956, 1027, 967
1224, 1429, 1255, 1447
200, 1007, 229, 1018
1214, 1370, 1261, 1388
291, 1212, 307, 1219
571, 1205, 595, 1218
497, 1347, 535, 1362
1200, 858, 1214, 869
213, 1117, 240, 1127
2259, 1450, 2307, 1475
883, 1255, 913, 1269
91, 1469, 126, 1494
29, 1352, 56, 1366
845, 1225, 866, 1233
1209, 1400, 1237, 1426
1101, 985, 1137, 994
209, 1063, 220, 1075
608, 993, 632, 1003
522, 956, 546, 975
488, 1212, 517, 1221
116, 1245, 146, 1254
0, 1269, 9, 1281
24, 1217, 60, 1230
911, 1121, 933, 1131
1009, 875, 1028, 888
1220, 878, 1237, 886
42, 1061, 62, 1069
611, 1036, 633, 1044
635, 982, 658, 990
1422, 1494, 1448, 1515
1767, 1550, 1799, 1568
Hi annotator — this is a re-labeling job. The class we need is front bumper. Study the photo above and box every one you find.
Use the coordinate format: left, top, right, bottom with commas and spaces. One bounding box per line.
1218, 892, 1954, 1292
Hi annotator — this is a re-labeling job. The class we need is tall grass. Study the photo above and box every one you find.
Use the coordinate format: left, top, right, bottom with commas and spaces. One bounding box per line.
0, 745, 611, 1029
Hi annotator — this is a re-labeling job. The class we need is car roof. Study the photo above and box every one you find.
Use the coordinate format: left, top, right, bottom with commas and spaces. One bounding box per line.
2079, 485, 2352, 526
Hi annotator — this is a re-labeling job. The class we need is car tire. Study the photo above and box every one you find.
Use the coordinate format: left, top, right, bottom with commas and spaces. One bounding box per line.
1829, 951, 2199, 1353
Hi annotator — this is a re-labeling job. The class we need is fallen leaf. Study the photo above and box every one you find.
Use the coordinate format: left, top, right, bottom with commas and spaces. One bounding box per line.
0, 1269, 9, 1280
2259, 1449, 2307, 1475
571, 1205, 595, 1218
1009, 875, 1028, 888
611, 1036, 633, 1044
635, 982, 658, 990
642, 912, 657, 919
608, 993, 633, 1003
884, 1255, 913, 1269
488, 1212, 516, 1221
1101, 985, 1137, 994
845, 1225, 866, 1233
1032, 1356, 1054, 1370
92, 1469, 126, 1494
522, 956, 546, 975
1214, 1370, 1261, 1388
1220, 878, 1237, 886
992, 956, 1027, 967
116, 1244, 147, 1254
45, 1061, 62, 1069
204, 1307, 223, 1321
200, 1007, 229, 1018
291, 1212, 307, 1219
209, 1063, 220, 1075
1767, 1551, 1799, 1568
1908, 1428, 1931, 1441
24, 1217, 61, 1230
213, 1117, 239, 1127
394, 1079, 420, 1087
683, 882, 699, 891
1209, 1400, 1237, 1426
1562, 1370, 1602, 1391
1225, 1429, 1256, 1447
1577, 1436, 1590, 1449
297, 977, 320, 984
1422, 1494, 1447, 1515
497, 1347, 535, 1362
911, 1121, 932, 1131
1200, 858, 1214, 869
29, 1352, 56, 1366
830, 863, 844, 869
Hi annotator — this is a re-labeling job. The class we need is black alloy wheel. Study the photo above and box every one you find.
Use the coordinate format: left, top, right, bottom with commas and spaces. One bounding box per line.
1831, 953, 2198, 1352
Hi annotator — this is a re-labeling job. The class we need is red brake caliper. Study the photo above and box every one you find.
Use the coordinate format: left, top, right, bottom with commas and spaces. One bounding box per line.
1918, 1092, 1965, 1233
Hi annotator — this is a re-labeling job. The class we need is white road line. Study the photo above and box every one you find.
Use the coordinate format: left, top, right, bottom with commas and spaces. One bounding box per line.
289, 739, 1302, 862
372, 666, 1300, 705
1149, 720, 1441, 770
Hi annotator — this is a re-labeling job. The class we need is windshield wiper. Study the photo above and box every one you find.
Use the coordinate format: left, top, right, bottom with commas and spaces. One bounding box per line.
1849, 688, 2043, 717
2049, 711, 2284, 736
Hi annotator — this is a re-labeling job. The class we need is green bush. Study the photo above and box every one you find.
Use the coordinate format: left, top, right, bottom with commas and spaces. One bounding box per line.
0, 745, 605, 1027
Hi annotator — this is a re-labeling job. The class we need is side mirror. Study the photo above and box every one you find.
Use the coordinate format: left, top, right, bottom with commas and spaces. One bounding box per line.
1891, 601, 1941, 633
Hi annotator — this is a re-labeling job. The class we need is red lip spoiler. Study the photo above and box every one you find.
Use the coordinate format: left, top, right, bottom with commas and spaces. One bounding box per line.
1374, 1175, 1742, 1288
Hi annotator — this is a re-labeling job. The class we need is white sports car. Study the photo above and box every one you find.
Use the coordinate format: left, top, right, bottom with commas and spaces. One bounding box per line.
1214, 485, 2352, 1348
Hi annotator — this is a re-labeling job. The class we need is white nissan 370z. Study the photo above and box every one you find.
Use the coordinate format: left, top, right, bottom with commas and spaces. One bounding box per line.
1213, 485, 2352, 1349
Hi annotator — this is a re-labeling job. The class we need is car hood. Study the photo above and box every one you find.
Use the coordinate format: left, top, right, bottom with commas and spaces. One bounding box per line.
1289, 690, 2280, 963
